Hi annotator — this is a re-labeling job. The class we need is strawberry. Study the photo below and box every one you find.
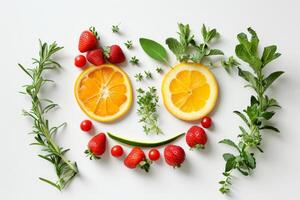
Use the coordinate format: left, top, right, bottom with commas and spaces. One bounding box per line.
164, 145, 185, 168
78, 27, 99, 53
87, 48, 105, 66
124, 147, 151, 172
107, 45, 126, 64
186, 126, 207, 150
85, 133, 106, 160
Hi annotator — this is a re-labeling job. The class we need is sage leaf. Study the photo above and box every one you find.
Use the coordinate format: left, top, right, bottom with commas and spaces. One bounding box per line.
139, 38, 168, 64
263, 71, 284, 91
262, 45, 281, 66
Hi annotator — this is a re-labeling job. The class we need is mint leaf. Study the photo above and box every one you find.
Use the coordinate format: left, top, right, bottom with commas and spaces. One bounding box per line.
219, 139, 240, 152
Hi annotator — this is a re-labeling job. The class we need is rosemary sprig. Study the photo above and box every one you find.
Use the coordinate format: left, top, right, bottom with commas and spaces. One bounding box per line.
19, 40, 78, 191
219, 28, 284, 194
137, 87, 162, 134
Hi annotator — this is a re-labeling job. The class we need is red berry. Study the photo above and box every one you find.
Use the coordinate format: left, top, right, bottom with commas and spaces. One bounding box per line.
124, 147, 150, 172
148, 148, 160, 161
74, 55, 86, 68
78, 27, 99, 53
87, 48, 105, 66
186, 126, 207, 149
201, 116, 212, 128
111, 145, 124, 157
108, 45, 126, 64
80, 120, 92, 132
164, 145, 185, 167
85, 133, 106, 160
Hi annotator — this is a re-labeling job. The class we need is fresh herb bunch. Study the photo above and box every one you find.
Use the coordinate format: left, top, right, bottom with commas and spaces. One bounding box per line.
137, 87, 162, 134
219, 28, 284, 194
19, 40, 78, 191
166, 23, 224, 63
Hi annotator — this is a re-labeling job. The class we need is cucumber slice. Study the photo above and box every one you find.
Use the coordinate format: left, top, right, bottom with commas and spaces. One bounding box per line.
107, 132, 185, 147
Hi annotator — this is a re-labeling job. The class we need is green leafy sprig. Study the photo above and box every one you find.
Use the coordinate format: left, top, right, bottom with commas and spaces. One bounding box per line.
112, 24, 120, 33
134, 73, 144, 82
137, 87, 162, 135
165, 23, 224, 63
130, 56, 139, 65
144, 71, 153, 79
219, 28, 284, 194
19, 40, 78, 191
125, 40, 133, 49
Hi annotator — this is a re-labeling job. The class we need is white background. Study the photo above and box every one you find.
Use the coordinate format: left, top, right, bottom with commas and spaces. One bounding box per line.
1, 0, 300, 199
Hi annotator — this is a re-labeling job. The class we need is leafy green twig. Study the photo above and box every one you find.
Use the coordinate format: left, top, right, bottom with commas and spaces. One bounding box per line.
219, 28, 284, 194
19, 40, 78, 191
137, 87, 162, 134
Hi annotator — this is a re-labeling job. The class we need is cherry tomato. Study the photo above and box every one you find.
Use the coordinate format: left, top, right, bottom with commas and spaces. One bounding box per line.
74, 55, 86, 68
80, 120, 93, 131
111, 145, 124, 157
148, 148, 160, 161
201, 116, 212, 128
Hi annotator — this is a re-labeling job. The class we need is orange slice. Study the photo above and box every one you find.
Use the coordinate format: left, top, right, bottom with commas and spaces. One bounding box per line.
162, 63, 218, 121
74, 64, 132, 122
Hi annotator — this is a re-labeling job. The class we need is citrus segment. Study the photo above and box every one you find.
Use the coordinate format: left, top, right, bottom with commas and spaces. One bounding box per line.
75, 64, 132, 122
162, 63, 218, 121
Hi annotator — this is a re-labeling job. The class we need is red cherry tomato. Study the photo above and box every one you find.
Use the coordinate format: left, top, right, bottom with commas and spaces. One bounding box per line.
74, 55, 86, 68
201, 116, 212, 128
80, 120, 93, 131
111, 145, 124, 157
148, 148, 160, 161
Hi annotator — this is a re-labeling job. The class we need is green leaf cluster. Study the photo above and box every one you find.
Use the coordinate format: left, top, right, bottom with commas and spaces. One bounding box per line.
219, 28, 284, 194
137, 87, 162, 135
19, 40, 78, 190
165, 23, 224, 63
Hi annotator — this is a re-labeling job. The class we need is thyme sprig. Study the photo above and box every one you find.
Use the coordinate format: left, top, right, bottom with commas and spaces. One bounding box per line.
137, 87, 162, 134
19, 40, 78, 191
219, 28, 284, 194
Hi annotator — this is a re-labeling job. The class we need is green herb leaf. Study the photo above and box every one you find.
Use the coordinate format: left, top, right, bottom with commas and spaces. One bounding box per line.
225, 157, 236, 172
259, 125, 279, 132
263, 71, 284, 91
219, 139, 240, 152
139, 38, 168, 64
207, 49, 224, 56
261, 45, 281, 66
223, 153, 235, 161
